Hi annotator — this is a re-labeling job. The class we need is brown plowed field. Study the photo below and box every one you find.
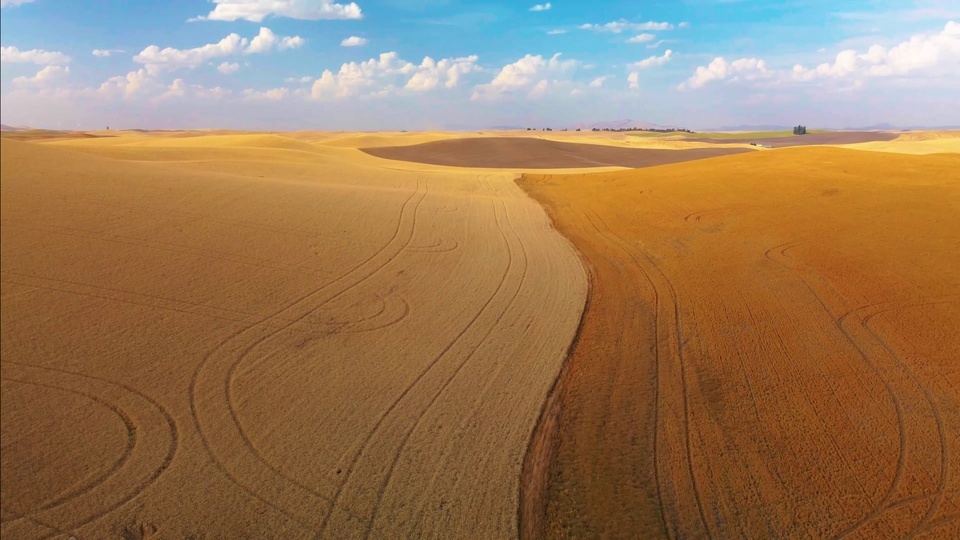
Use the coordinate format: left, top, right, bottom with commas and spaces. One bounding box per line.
361, 137, 751, 168
518, 147, 960, 539
689, 131, 898, 147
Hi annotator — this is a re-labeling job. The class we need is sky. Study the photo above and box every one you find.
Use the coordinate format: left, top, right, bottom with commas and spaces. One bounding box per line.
1, 0, 958, 130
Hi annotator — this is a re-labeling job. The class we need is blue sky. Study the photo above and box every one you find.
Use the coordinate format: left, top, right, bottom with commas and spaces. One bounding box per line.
1, 0, 958, 130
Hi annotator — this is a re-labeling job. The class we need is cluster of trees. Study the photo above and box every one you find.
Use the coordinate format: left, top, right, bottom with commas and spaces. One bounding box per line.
793, 125, 808, 135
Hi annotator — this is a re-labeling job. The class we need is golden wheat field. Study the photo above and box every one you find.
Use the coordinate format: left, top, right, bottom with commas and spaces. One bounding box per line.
1, 132, 592, 538
2, 130, 959, 539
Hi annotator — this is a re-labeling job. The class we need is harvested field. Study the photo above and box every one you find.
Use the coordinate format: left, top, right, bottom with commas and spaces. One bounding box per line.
361, 137, 751, 168
688, 131, 898, 147
0, 134, 587, 538
519, 147, 960, 539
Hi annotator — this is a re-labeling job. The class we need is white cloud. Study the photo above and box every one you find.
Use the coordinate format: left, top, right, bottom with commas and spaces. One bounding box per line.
92, 49, 125, 57
528, 79, 549, 98
626, 33, 655, 44
1, 46, 71, 65
529, 2, 551, 11
160, 79, 233, 101
588, 76, 607, 88
134, 33, 247, 74
286, 75, 314, 83
547, 29, 567, 35
680, 21, 960, 91
242, 87, 290, 100
471, 53, 580, 100
217, 62, 240, 74
791, 20, 960, 81
647, 39, 667, 49
679, 21, 690, 29
629, 49, 673, 70
133, 29, 301, 74
192, 0, 362, 22
679, 57, 770, 90
405, 55, 479, 91
341, 36, 368, 47
97, 69, 151, 98
246, 27, 305, 54
580, 19, 673, 33
160, 78, 187, 100
13, 65, 70, 86
310, 52, 476, 98
311, 51, 416, 99
628, 71, 639, 89
1, 0, 36, 7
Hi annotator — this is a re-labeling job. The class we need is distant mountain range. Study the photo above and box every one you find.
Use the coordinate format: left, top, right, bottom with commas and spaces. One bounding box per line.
0, 124, 30, 131
568, 119, 679, 131
713, 123, 960, 131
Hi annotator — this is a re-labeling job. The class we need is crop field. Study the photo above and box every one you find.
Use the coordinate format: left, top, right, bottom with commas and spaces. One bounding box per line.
2, 130, 958, 539
518, 147, 960, 539
0, 133, 588, 538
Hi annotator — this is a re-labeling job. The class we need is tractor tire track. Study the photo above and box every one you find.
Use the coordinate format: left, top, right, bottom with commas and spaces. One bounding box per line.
188, 178, 427, 532
0, 361, 177, 540
360, 178, 530, 538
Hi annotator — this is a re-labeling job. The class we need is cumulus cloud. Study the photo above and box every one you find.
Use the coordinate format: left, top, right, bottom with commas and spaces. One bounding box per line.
92, 49, 125, 57
97, 69, 151, 98
134, 33, 247, 74
681, 21, 959, 91
405, 55, 480, 91
341, 36, 368, 47
628, 71, 639, 89
1, 0, 36, 7
245, 27, 305, 54
192, 0, 361, 22
1, 46, 71, 65
471, 53, 580, 100
791, 20, 960, 81
13, 65, 70, 86
310, 52, 477, 98
311, 51, 421, 99
588, 76, 607, 88
626, 33, 655, 44
630, 49, 673, 70
242, 87, 290, 100
529, 2, 551, 11
286, 75, 314, 83
580, 19, 673, 33
217, 61, 240, 74
679, 57, 770, 90
160, 79, 233, 101
133, 28, 301, 74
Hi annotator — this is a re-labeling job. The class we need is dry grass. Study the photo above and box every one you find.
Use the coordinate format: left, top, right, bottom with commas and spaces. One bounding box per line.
0, 133, 586, 538
518, 147, 960, 539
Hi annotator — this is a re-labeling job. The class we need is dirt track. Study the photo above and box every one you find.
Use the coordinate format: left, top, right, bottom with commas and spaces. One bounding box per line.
361, 137, 751, 168
0, 134, 586, 538
518, 147, 960, 539
689, 131, 898, 147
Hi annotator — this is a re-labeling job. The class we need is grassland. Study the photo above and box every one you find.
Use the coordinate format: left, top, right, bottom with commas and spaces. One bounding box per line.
518, 147, 960, 538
